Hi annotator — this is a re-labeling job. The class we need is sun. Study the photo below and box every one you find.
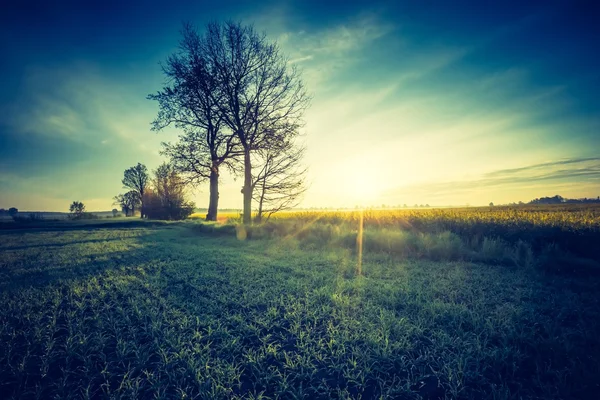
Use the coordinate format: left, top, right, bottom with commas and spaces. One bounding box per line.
341, 167, 388, 206
320, 153, 400, 208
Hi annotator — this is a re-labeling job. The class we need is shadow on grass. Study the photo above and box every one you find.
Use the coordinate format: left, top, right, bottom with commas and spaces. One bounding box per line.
0, 219, 171, 234
0, 229, 166, 293
1, 237, 133, 251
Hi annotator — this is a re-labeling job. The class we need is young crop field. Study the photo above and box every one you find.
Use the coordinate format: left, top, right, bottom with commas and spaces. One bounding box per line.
1, 206, 600, 399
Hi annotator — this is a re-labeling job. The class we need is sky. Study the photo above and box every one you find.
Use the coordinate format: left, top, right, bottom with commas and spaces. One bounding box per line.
1, 0, 599, 211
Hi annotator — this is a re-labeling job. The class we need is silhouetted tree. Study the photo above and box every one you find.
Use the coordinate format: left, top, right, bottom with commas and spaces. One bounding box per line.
8, 207, 18, 217
252, 139, 307, 222
113, 191, 140, 217
122, 163, 149, 218
149, 23, 242, 222
201, 21, 309, 224
113, 195, 127, 216
144, 163, 195, 220
529, 195, 565, 205
489, 202, 494, 207
564, 196, 600, 204
69, 201, 85, 217
112, 208, 118, 217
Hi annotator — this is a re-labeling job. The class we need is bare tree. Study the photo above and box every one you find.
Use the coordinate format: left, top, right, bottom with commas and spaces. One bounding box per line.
149, 24, 241, 221
252, 139, 307, 223
202, 21, 310, 223
113, 191, 140, 217
122, 163, 149, 218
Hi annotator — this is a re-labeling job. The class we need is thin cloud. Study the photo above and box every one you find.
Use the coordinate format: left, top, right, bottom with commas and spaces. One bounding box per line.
386, 158, 600, 202
3, 64, 165, 154
276, 13, 395, 86
486, 158, 600, 177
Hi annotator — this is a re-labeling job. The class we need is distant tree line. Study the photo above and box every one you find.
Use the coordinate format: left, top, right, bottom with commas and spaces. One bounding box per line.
494, 195, 600, 206
0, 207, 19, 216
529, 195, 600, 205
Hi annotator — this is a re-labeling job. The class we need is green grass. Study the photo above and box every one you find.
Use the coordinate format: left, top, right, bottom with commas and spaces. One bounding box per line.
1, 220, 599, 399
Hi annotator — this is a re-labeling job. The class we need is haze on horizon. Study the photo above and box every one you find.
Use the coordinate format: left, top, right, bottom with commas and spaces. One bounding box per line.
1, 0, 599, 212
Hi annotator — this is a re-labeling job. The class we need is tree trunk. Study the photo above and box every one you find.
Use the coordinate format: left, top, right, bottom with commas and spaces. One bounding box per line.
206, 164, 219, 221
242, 149, 252, 224
255, 197, 263, 224
255, 178, 266, 224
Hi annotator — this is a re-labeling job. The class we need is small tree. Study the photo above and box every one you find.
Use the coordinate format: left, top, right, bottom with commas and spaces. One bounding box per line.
113, 195, 129, 216
8, 207, 18, 217
252, 139, 307, 222
112, 208, 119, 217
113, 191, 141, 217
69, 201, 85, 218
489, 202, 494, 207
122, 163, 149, 218
144, 163, 195, 220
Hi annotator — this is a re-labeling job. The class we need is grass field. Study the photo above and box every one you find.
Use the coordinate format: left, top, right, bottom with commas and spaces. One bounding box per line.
1, 207, 600, 399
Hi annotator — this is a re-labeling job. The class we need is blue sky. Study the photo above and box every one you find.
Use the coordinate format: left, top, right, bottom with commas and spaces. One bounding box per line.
1, 0, 599, 211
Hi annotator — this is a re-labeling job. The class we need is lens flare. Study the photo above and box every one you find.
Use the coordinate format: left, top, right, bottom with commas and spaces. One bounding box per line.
356, 208, 363, 275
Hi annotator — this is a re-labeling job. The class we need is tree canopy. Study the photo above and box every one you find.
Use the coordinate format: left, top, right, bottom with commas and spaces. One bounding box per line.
69, 201, 85, 217
122, 163, 149, 218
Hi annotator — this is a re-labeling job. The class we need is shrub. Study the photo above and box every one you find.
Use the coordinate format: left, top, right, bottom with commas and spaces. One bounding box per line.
193, 223, 237, 237
511, 240, 535, 269
143, 164, 196, 221
69, 212, 99, 220
478, 237, 510, 264
296, 223, 338, 247
424, 231, 466, 261
338, 230, 359, 249
362, 229, 422, 257
144, 190, 194, 220
537, 243, 565, 273
12, 213, 44, 223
